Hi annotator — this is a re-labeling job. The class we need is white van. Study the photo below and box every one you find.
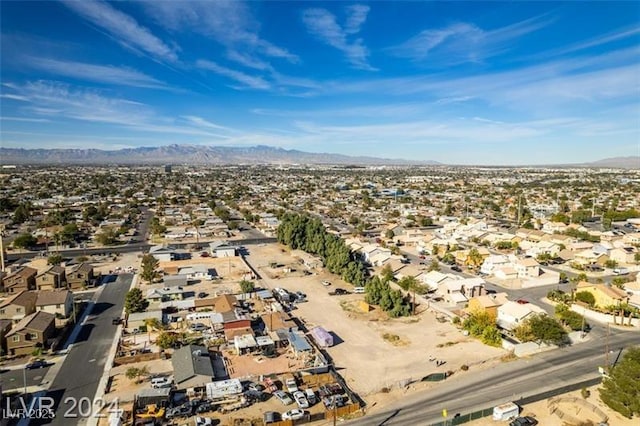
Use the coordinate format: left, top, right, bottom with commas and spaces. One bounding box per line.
612, 267, 629, 276
304, 388, 316, 405
151, 377, 172, 388
353, 287, 366, 294
492, 402, 519, 420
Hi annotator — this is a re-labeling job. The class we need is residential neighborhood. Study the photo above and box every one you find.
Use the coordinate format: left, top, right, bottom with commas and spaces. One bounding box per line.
0, 164, 639, 425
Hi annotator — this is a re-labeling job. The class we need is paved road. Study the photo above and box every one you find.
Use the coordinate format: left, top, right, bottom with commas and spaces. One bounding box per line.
347, 331, 640, 426
41, 274, 132, 426
0, 365, 53, 392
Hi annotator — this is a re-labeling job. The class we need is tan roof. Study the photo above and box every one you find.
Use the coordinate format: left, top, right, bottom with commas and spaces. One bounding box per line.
518, 258, 540, 267
6, 311, 55, 336
471, 292, 509, 308
70, 263, 93, 274
213, 294, 237, 313
8, 266, 37, 279
576, 281, 628, 300
261, 311, 293, 331
35, 290, 71, 306
0, 290, 37, 309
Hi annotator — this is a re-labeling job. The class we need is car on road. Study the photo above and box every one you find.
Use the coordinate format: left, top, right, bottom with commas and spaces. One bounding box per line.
25, 360, 49, 369
112, 317, 123, 325
516, 299, 529, 305
274, 390, 293, 406
330, 288, 349, 295
282, 409, 305, 421
509, 416, 538, 426
321, 280, 331, 286
451, 265, 462, 272
293, 391, 309, 409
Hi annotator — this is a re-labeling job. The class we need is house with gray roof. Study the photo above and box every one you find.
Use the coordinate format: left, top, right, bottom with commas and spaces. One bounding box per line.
171, 344, 215, 389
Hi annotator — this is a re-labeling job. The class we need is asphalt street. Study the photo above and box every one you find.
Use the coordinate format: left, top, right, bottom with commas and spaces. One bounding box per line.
0, 365, 53, 392
347, 331, 640, 426
40, 273, 132, 426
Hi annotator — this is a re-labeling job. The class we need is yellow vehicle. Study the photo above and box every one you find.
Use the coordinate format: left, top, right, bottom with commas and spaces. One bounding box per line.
137, 404, 165, 419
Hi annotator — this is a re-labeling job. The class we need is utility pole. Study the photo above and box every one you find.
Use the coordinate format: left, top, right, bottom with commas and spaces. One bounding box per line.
517, 194, 522, 227
0, 224, 5, 272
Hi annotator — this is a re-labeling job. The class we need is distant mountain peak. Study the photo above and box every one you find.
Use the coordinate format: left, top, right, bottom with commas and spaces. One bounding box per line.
0, 145, 440, 166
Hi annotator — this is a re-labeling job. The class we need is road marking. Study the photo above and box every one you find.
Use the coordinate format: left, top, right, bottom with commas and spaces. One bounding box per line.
89, 358, 96, 363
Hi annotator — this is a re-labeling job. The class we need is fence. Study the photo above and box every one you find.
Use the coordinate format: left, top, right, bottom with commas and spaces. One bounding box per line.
428, 376, 604, 426
112, 351, 160, 366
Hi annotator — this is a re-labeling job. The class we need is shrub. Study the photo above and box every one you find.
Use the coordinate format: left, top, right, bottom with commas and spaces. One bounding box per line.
460, 364, 469, 371
575, 291, 596, 307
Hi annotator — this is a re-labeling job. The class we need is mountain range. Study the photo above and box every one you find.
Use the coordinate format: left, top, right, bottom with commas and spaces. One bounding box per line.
0, 145, 637, 168
0, 145, 435, 166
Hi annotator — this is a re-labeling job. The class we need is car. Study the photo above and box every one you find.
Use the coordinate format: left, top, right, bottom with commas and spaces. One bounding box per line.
166, 403, 192, 419
331, 288, 349, 295
304, 388, 317, 405
273, 390, 293, 406
295, 291, 307, 302
112, 317, 123, 325
151, 376, 172, 388
516, 299, 529, 305
195, 402, 217, 414
243, 381, 264, 392
263, 411, 280, 424
198, 292, 208, 298
281, 409, 305, 421
195, 417, 215, 426
419, 255, 426, 259
190, 323, 209, 332
200, 251, 210, 257
353, 287, 365, 294
509, 416, 539, 426
285, 377, 298, 393
322, 280, 331, 286
292, 391, 309, 409
244, 390, 268, 402
451, 265, 462, 272
25, 360, 49, 370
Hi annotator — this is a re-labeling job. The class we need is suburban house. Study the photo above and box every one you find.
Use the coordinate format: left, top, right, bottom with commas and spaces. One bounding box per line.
66, 263, 95, 290
149, 245, 178, 262
2, 267, 37, 293
177, 265, 217, 281
0, 291, 37, 323
480, 255, 510, 276
513, 257, 541, 278
35, 290, 74, 320
497, 301, 547, 331
35, 265, 67, 290
209, 241, 236, 258
0, 319, 12, 355
126, 310, 163, 332
5, 311, 56, 356
172, 344, 215, 389
575, 282, 629, 308
163, 274, 188, 288
609, 247, 637, 265
467, 292, 510, 317
261, 311, 295, 333
146, 287, 186, 303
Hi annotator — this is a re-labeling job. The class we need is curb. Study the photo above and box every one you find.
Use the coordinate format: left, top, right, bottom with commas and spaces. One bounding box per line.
87, 273, 138, 426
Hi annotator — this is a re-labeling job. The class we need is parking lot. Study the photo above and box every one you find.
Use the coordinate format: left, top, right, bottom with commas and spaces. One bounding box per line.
246, 244, 505, 396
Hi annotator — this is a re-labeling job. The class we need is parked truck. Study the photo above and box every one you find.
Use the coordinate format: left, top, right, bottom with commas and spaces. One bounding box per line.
493, 402, 519, 421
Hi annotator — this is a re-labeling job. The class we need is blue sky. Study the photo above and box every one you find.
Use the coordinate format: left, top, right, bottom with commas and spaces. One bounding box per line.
1, 1, 639, 165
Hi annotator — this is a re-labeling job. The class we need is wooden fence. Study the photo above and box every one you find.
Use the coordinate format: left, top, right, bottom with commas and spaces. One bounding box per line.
113, 351, 160, 366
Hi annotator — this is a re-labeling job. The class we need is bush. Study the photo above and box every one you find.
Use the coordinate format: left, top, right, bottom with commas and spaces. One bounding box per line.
460, 364, 469, 371
581, 387, 590, 399
575, 291, 596, 307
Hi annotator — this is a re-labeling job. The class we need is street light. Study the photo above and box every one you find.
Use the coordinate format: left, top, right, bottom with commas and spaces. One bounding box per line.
23, 367, 27, 395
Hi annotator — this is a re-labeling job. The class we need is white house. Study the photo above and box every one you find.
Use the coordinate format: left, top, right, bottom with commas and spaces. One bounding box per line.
497, 301, 547, 331
35, 290, 74, 319
512, 257, 541, 278
209, 241, 236, 258
178, 265, 216, 281
480, 255, 510, 276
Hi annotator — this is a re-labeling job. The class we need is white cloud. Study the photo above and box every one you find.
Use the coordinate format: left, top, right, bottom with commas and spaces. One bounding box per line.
141, 0, 297, 66
302, 6, 375, 71
22, 56, 167, 89
181, 115, 233, 131
61, 0, 178, 63
196, 60, 271, 90
345, 5, 370, 35
387, 15, 552, 65
0, 94, 30, 102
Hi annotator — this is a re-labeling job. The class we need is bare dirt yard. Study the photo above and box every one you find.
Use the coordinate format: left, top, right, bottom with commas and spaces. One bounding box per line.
246, 244, 505, 396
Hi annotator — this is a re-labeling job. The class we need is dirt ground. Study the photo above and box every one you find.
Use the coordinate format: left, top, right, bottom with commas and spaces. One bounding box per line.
246, 244, 505, 396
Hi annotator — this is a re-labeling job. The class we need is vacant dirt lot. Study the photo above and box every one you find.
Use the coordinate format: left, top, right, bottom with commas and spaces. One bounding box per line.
246, 244, 504, 396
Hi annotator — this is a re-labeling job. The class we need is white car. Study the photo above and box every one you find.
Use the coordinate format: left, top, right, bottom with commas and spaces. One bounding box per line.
285, 378, 298, 393
282, 409, 305, 421
293, 391, 309, 409
322, 281, 331, 286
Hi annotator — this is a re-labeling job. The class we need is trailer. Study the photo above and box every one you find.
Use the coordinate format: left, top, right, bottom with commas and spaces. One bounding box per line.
310, 326, 334, 348
493, 402, 519, 421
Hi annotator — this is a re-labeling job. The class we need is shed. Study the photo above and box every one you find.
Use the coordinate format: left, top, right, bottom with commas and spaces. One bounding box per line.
136, 387, 171, 408
310, 327, 333, 348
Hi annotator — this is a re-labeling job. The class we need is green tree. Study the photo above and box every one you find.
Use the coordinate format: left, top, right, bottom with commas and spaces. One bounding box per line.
527, 314, 568, 346
555, 304, 588, 331
599, 347, 640, 419
467, 248, 484, 269
12, 203, 31, 224
140, 254, 159, 284
157, 332, 181, 350
95, 228, 118, 246
428, 258, 441, 272
575, 291, 596, 307
481, 326, 502, 347
125, 366, 149, 383
47, 253, 63, 266
13, 233, 37, 250
380, 264, 394, 284
149, 217, 167, 236
384, 229, 395, 239
124, 288, 148, 314
604, 259, 618, 269
239, 280, 255, 294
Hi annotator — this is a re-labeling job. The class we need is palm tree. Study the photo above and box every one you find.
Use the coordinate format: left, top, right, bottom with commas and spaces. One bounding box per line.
144, 318, 163, 343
